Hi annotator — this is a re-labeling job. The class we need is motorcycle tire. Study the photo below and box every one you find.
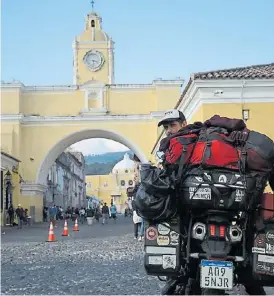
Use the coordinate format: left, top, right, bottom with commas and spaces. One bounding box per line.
201, 289, 226, 295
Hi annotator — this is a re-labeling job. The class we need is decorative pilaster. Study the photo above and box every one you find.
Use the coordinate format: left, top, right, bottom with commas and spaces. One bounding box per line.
72, 38, 79, 85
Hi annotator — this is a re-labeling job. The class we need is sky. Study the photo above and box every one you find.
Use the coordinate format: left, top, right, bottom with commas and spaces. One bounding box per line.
2, 0, 274, 155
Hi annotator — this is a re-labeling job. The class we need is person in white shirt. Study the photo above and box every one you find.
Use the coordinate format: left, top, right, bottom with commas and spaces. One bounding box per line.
79, 207, 86, 224
133, 210, 144, 241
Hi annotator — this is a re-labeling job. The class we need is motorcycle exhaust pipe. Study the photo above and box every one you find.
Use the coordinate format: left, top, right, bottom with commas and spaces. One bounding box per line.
229, 225, 242, 242
192, 223, 206, 240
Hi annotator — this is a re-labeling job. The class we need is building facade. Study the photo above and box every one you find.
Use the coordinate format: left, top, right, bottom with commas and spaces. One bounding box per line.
85, 153, 135, 213
45, 151, 86, 209
152, 63, 274, 157
0, 9, 181, 222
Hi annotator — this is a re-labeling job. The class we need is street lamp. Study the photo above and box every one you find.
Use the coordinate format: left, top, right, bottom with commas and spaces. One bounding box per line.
4, 170, 12, 185
4, 170, 12, 210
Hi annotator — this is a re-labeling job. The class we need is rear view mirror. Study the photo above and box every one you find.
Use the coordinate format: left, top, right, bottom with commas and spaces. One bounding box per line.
156, 151, 164, 160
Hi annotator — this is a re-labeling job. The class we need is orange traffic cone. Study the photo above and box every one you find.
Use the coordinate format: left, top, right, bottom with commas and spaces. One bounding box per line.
73, 218, 79, 231
62, 220, 69, 236
46, 222, 56, 242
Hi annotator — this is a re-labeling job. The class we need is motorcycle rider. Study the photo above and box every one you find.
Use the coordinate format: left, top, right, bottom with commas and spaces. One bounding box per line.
156, 109, 267, 295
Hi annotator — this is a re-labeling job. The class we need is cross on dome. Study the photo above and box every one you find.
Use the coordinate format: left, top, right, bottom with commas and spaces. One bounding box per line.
90, 0, 95, 11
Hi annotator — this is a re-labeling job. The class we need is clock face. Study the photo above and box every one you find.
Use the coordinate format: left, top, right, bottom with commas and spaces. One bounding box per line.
83, 50, 104, 71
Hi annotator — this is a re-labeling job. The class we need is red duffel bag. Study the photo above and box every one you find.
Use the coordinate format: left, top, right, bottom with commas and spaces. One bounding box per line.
165, 127, 240, 171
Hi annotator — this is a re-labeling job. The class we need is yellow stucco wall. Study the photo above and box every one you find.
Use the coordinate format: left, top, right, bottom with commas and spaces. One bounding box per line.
156, 87, 182, 112
86, 172, 134, 210
108, 88, 157, 114
1, 89, 21, 114
0, 123, 22, 160
21, 91, 85, 116
201, 102, 274, 139
18, 121, 157, 182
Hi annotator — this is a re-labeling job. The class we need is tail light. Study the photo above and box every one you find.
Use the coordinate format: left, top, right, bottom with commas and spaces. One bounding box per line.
229, 225, 242, 242
219, 225, 226, 238
209, 224, 216, 236
192, 222, 206, 240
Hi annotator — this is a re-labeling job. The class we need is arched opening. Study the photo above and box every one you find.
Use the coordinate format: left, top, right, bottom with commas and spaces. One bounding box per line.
36, 129, 147, 186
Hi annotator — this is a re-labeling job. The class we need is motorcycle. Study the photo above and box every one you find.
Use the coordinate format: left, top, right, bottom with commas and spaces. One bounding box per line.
167, 210, 253, 295
143, 170, 274, 295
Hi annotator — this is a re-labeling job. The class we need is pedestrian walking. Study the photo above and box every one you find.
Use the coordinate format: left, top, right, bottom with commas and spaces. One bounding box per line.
101, 203, 109, 225
15, 204, 24, 229
49, 204, 57, 227
133, 210, 143, 240
7, 204, 14, 226
79, 207, 86, 224
109, 202, 117, 223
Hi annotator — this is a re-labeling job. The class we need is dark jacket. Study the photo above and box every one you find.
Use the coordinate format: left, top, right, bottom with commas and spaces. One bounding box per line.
15, 207, 24, 219
102, 205, 109, 214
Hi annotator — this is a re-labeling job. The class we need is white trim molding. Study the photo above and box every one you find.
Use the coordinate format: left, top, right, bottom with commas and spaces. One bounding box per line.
3, 113, 158, 126
0, 114, 24, 122
152, 78, 274, 156
177, 78, 274, 122
1, 152, 20, 171
23, 85, 78, 93
153, 79, 184, 87
20, 182, 47, 197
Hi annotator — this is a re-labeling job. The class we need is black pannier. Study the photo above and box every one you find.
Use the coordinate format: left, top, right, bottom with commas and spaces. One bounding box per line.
179, 168, 267, 211
135, 164, 177, 222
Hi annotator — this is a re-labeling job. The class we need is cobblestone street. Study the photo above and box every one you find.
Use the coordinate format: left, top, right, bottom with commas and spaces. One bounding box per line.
1, 217, 274, 295
1, 217, 160, 295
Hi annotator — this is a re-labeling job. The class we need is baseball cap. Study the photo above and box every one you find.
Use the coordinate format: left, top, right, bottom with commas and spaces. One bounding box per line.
158, 109, 186, 127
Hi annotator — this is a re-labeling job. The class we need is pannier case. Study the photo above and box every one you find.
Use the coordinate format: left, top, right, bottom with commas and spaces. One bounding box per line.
144, 216, 181, 276
252, 193, 274, 285
180, 169, 258, 211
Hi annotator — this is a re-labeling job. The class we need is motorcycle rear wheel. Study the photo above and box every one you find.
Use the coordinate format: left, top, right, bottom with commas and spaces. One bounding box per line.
201, 288, 226, 295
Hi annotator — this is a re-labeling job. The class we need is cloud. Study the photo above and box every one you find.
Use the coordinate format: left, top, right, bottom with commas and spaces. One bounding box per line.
70, 138, 129, 155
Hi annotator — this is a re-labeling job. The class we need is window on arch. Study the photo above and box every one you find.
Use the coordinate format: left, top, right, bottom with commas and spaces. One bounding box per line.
91, 20, 95, 28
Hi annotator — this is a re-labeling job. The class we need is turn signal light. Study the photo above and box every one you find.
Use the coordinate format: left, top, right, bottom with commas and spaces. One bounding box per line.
210, 225, 216, 236
219, 226, 226, 238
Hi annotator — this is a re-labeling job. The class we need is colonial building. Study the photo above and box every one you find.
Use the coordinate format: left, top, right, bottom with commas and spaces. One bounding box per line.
152, 63, 274, 158
0, 8, 181, 222
85, 153, 135, 213
45, 151, 86, 209
1, 152, 21, 225
1, 4, 273, 223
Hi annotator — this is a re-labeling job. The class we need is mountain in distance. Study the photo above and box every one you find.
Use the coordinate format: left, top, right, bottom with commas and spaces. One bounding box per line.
84, 150, 134, 175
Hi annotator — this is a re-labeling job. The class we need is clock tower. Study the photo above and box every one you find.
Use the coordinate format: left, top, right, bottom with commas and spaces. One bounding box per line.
73, 11, 115, 85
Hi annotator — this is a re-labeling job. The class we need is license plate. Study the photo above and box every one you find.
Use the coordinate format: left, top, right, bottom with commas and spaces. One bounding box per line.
200, 260, 233, 290
189, 187, 211, 200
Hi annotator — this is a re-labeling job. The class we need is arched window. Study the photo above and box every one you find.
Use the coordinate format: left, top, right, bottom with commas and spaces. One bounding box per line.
128, 180, 133, 186
120, 180, 125, 186
91, 20, 95, 28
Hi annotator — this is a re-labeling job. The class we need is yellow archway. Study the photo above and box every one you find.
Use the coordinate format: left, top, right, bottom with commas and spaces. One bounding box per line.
36, 128, 148, 185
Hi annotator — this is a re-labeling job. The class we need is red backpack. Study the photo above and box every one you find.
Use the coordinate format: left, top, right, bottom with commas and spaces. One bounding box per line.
165, 127, 241, 177
165, 125, 274, 179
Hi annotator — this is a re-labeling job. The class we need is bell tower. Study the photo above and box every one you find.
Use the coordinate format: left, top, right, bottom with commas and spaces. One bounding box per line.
73, 3, 115, 85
